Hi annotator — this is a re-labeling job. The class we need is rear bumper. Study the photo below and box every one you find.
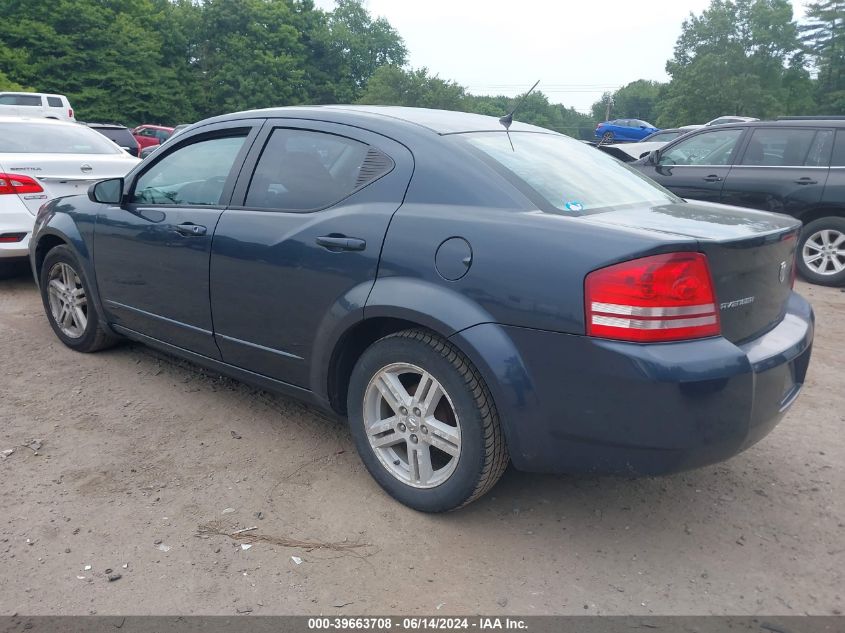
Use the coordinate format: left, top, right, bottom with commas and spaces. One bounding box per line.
452, 292, 814, 475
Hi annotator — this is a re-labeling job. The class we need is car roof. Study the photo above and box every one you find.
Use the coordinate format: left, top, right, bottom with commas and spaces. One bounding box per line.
85, 122, 129, 129
136, 124, 174, 130
710, 119, 845, 128
0, 116, 77, 126
207, 105, 551, 136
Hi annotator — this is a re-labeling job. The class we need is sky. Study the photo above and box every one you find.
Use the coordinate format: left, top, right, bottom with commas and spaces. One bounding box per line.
315, 0, 809, 114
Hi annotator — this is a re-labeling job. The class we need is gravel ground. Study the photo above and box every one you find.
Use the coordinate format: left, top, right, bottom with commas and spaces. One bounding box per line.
0, 270, 842, 616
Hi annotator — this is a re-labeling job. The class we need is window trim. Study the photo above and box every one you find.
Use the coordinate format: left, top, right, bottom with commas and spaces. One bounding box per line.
227, 124, 395, 215
125, 121, 260, 210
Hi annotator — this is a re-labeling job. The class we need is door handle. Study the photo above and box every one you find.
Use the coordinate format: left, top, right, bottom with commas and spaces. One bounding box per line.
315, 235, 366, 252
794, 177, 818, 185
703, 174, 723, 182
175, 222, 207, 236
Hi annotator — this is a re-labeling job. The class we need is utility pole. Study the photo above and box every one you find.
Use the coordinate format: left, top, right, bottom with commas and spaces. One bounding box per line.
605, 95, 612, 121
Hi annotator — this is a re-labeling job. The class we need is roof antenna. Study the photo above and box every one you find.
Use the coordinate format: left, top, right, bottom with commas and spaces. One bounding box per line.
499, 80, 540, 150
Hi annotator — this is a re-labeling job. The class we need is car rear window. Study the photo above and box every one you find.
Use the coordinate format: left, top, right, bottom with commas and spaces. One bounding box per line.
462, 132, 679, 214
92, 127, 137, 148
0, 122, 122, 154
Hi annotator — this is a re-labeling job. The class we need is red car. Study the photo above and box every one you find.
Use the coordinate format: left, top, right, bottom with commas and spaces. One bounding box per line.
132, 124, 174, 150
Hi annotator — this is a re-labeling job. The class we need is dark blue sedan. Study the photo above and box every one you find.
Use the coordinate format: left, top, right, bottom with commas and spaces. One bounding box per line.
29, 106, 813, 512
596, 118, 659, 142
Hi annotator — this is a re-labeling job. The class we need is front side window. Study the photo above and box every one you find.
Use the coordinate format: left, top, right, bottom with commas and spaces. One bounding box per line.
244, 128, 384, 211
740, 128, 819, 166
659, 129, 744, 166
0, 122, 122, 154
131, 134, 247, 206
463, 132, 679, 214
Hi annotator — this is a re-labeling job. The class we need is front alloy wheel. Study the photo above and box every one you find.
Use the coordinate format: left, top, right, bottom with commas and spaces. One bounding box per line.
46, 262, 88, 338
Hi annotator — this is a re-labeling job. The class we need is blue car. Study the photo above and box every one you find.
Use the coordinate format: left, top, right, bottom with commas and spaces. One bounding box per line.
29, 106, 813, 512
596, 118, 659, 142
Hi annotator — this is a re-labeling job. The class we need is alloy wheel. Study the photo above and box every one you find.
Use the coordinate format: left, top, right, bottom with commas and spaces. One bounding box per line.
802, 229, 845, 276
363, 362, 461, 488
47, 262, 88, 338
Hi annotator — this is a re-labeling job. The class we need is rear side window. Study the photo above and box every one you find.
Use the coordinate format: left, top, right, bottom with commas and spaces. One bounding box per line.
131, 135, 247, 206
660, 128, 744, 166
740, 128, 819, 166
463, 132, 678, 214
0, 94, 41, 106
244, 128, 391, 211
47, 97, 63, 108
832, 130, 845, 167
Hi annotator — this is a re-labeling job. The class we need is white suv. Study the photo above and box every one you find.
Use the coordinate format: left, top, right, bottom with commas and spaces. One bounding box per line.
0, 92, 75, 121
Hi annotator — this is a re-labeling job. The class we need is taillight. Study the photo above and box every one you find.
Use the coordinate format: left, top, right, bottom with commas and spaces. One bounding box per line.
585, 252, 721, 343
68, 108, 74, 119
0, 173, 45, 195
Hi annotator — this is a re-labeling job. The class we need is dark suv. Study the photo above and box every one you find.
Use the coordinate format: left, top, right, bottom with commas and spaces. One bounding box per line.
632, 119, 845, 285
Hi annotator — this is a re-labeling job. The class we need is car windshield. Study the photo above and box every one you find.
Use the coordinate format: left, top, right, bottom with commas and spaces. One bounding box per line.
0, 122, 122, 154
462, 132, 680, 213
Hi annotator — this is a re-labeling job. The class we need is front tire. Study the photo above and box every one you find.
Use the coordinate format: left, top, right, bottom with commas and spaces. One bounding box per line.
601, 131, 614, 143
347, 329, 508, 512
797, 217, 845, 286
39, 245, 118, 352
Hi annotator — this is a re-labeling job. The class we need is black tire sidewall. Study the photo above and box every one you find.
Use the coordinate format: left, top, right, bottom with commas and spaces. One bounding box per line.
347, 334, 487, 512
39, 246, 102, 351
797, 217, 845, 286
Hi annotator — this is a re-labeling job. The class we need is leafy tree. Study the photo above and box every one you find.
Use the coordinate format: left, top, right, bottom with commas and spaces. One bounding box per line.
801, 0, 845, 113
0, 69, 28, 91
358, 65, 466, 110
656, 0, 812, 126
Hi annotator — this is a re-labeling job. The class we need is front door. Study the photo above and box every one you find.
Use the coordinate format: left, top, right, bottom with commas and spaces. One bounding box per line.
209, 120, 413, 388
94, 122, 259, 358
638, 127, 746, 202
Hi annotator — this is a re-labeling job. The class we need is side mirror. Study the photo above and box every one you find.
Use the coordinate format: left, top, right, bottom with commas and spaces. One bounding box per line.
648, 149, 660, 165
88, 178, 124, 205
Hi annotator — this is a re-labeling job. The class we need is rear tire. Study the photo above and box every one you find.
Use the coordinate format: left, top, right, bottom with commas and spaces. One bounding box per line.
39, 245, 119, 352
347, 329, 508, 512
797, 217, 845, 286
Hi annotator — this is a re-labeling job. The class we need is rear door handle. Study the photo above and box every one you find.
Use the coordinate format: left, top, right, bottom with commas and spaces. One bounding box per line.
175, 222, 207, 236
315, 235, 366, 251
703, 174, 723, 182
794, 177, 818, 185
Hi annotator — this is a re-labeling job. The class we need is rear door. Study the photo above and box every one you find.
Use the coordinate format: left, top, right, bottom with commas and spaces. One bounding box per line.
209, 119, 413, 387
637, 127, 747, 202
719, 127, 831, 216
95, 120, 260, 358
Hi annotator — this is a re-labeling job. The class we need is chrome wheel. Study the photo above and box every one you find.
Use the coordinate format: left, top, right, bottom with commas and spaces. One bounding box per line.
803, 229, 845, 276
47, 262, 88, 338
363, 362, 461, 488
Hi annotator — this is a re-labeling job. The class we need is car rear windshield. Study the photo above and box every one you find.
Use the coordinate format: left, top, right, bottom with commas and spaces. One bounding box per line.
0, 122, 122, 154
92, 127, 137, 148
462, 132, 679, 214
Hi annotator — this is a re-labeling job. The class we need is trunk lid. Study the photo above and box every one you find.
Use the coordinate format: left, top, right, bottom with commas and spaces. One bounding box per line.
579, 200, 801, 344
0, 153, 138, 214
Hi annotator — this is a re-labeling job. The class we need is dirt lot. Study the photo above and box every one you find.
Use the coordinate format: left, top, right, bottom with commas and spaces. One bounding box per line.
0, 270, 842, 616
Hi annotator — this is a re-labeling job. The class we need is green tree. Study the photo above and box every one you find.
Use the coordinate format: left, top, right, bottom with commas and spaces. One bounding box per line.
801, 0, 845, 113
656, 0, 811, 126
358, 65, 466, 110
0, 69, 28, 91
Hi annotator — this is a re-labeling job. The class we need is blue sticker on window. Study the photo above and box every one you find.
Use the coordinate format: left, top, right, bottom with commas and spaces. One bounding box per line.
564, 201, 583, 212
